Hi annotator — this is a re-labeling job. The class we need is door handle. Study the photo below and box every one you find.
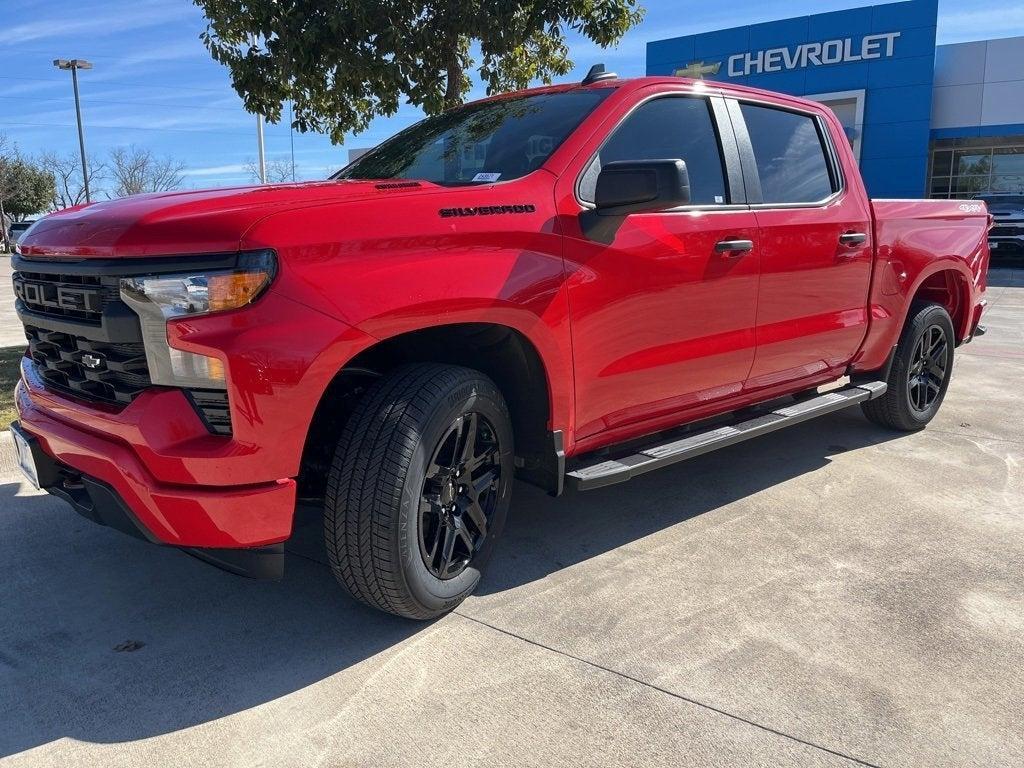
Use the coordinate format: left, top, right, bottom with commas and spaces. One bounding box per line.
715, 238, 754, 255
839, 232, 868, 247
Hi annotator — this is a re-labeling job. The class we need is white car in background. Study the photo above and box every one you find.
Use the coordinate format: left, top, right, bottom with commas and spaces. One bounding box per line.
7, 220, 36, 250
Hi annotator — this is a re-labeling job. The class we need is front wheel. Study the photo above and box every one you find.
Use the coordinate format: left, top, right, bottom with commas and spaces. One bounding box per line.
862, 302, 955, 432
324, 363, 514, 619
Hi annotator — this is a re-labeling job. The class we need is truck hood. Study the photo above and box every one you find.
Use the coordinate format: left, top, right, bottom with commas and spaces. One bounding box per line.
19, 180, 443, 259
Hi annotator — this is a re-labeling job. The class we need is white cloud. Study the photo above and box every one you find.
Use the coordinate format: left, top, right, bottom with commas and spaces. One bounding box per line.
180, 163, 248, 177
115, 39, 207, 68
6, 2, 194, 44
937, 5, 1024, 43
0, 79, 66, 99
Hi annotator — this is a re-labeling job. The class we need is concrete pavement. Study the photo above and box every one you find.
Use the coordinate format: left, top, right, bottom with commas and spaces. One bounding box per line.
1, 268, 1022, 767
1, 258, 25, 348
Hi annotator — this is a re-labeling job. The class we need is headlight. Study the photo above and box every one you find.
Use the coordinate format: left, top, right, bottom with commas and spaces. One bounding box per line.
119, 250, 276, 389
120, 250, 276, 318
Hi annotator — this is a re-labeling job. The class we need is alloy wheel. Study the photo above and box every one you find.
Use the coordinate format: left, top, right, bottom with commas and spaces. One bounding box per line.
418, 412, 502, 580
907, 324, 948, 412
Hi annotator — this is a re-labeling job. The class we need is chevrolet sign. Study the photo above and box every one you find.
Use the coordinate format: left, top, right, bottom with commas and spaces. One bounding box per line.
13, 276, 103, 314
674, 60, 721, 79
726, 31, 901, 77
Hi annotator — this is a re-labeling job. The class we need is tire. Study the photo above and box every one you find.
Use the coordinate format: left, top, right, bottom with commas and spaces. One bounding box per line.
324, 363, 514, 620
861, 302, 955, 432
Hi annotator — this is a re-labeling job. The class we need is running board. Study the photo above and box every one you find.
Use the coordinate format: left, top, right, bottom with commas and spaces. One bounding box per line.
566, 381, 887, 491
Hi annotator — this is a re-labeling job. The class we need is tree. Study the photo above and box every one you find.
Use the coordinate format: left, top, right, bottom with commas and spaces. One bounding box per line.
0, 133, 12, 250
108, 145, 185, 197
195, 0, 643, 143
39, 151, 105, 209
1, 135, 56, 250
0, 158, 56, 219
245, 156, 296, 184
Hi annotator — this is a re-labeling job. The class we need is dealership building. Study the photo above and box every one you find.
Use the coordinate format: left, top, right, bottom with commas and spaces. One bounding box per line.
646, 0, 1024, 199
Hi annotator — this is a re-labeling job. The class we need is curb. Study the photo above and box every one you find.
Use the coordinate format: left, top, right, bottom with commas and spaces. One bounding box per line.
0, 430, 19, 476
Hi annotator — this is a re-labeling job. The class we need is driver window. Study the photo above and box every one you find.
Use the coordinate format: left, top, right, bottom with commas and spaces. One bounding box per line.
579, 97, 728, 206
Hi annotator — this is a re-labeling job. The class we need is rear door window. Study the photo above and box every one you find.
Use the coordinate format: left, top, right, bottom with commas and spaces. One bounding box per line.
739, 104, 836, 204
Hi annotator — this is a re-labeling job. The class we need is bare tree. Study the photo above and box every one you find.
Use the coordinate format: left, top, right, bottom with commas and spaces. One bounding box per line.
39, 151, 105, 209
108, 146, 185, 198
0, 133, 12, 250
245, 157, 296, 184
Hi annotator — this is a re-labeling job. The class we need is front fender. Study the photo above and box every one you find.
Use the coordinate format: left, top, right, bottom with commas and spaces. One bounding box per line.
240, 182, 576, 446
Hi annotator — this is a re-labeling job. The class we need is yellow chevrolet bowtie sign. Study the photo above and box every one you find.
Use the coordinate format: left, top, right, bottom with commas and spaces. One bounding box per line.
673, 60, 721, 79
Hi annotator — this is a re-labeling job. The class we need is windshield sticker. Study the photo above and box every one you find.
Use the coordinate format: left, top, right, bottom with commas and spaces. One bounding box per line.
472, 172, 502, 182
527, 135, 554, 163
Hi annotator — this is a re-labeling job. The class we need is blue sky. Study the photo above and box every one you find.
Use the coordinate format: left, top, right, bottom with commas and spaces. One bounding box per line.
2, 0, 1022, 190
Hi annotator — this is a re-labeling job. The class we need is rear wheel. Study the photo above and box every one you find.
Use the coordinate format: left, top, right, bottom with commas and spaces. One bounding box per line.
862, 302, 955, 431
324, 363, 514, 619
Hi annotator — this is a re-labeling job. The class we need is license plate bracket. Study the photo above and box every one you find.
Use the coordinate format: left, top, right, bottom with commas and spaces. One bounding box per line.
10, 425, 41, 490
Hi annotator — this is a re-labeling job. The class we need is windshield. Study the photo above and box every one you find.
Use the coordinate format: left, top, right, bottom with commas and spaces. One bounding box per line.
336, 89, 611, 186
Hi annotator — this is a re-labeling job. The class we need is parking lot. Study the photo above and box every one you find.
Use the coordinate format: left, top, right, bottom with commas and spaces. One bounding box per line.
0, 259, 25, 349
0, 267, 1022, 767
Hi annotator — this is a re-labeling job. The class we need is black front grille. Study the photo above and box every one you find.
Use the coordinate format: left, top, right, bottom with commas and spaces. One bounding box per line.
991, 224, 1024, 238
26, 326, 151, 406
12, 270, 119, 325
15, 255, 232, 431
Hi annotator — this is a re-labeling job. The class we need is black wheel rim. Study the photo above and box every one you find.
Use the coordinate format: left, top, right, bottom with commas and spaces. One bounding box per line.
907, 325, 948, 413
418, 413, 502, 580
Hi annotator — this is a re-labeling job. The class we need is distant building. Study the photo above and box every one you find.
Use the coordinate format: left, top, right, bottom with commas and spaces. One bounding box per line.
647, 0, 1024, 199
348, 148, 372, 162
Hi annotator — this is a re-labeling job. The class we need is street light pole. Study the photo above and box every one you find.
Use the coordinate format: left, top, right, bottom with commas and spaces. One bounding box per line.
53, 58, 93, 203
288, 100, 296, 182
256, 113, 267, 184
248, 35, 268, 184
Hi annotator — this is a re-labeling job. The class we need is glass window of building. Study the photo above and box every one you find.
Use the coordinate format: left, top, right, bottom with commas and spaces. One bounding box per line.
928, 140, 1024, 199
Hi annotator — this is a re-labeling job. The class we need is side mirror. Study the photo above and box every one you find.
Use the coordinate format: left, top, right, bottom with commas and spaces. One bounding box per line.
594, 159, 691, 215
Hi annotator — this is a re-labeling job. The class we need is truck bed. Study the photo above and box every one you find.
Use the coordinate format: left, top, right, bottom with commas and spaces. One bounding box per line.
853, 198, 991, 374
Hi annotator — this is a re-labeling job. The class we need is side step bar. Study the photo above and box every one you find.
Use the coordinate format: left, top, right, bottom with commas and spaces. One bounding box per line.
566, 381, 887, 491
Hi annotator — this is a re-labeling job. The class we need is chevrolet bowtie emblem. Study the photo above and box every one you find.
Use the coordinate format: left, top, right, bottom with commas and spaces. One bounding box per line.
674, 60, 722, 79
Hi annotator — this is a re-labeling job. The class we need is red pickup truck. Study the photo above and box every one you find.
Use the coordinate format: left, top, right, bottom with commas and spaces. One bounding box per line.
11, 69, 990, 619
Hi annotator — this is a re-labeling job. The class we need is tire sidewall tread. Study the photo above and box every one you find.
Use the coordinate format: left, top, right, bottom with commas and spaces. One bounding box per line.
324, 363, 513, 620
862, 302, 955, 432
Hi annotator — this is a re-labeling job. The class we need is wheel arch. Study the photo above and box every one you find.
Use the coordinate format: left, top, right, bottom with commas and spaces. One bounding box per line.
908, 264, 973, 343
297, 322, 564, 500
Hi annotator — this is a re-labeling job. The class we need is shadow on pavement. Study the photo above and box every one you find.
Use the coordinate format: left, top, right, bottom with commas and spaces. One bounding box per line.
0, 409, 899, 757
0, 491, 420, 758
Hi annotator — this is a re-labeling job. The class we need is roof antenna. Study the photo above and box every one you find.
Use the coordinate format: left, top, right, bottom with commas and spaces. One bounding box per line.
582, 63, 617, 85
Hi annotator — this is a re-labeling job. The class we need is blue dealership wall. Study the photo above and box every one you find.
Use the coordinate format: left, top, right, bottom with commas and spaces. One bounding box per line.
646, 0, 938, 198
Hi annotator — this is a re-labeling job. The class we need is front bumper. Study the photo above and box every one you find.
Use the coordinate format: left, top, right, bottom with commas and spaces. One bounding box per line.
12, 279, 372, 543
15, 363, 297, 550
989, 237, 1024, 251
989, 223, 1024, 251
10, 253, 378, 574
10, 421, 284, 578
